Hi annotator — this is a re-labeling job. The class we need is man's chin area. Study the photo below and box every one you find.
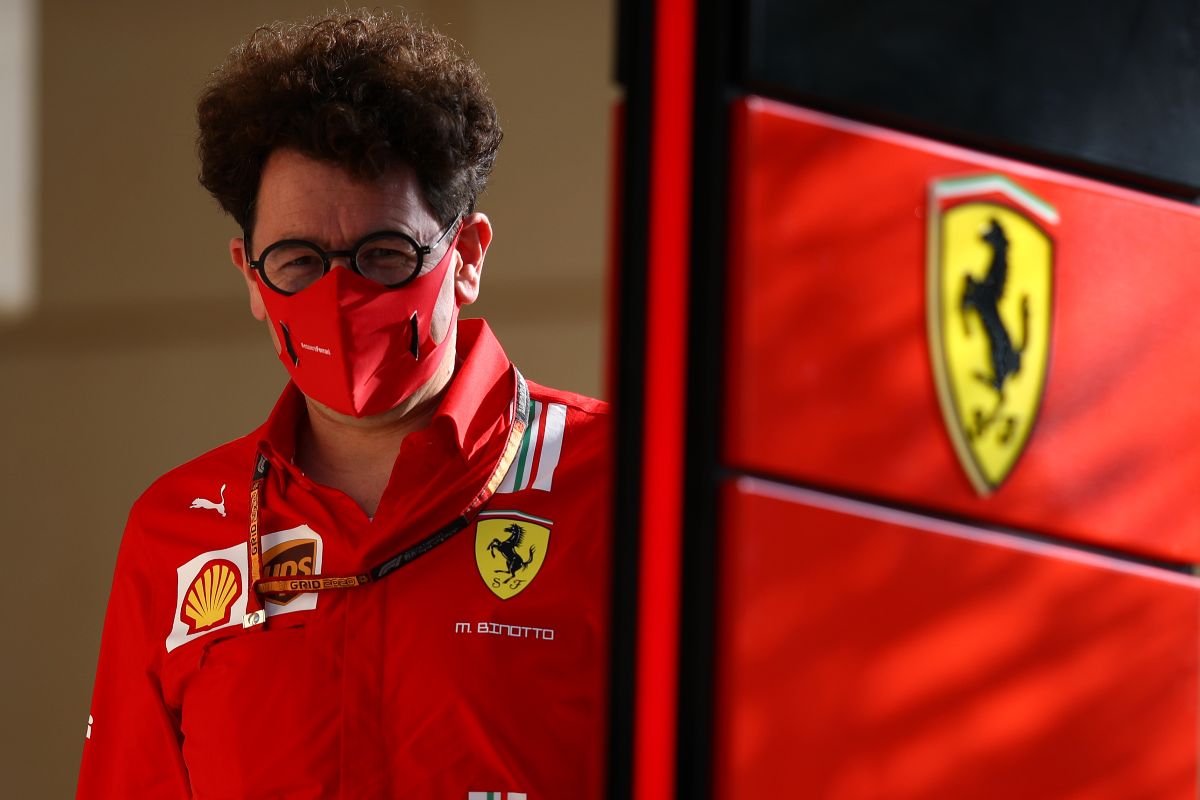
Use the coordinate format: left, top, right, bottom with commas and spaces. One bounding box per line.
303, 379, 452, 430
305, 395, 420, 429
302, 388, 444, 431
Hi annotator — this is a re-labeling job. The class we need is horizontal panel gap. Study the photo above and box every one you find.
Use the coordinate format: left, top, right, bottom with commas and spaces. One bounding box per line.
723, 467, 1198, 581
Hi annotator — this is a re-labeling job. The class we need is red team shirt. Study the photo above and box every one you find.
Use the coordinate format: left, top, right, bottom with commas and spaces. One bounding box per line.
78, 320, 611, 799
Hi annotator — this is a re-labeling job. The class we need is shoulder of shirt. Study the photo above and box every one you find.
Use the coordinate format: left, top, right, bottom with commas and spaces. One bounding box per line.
525, 379, 610, 421
127, 431, 256, 519
521, 380, 610, 495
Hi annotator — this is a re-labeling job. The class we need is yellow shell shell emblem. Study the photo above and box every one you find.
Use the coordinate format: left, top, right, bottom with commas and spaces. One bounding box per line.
474, 511, 552, 600
179, 559, 242, 634
928, 174, 1055, 494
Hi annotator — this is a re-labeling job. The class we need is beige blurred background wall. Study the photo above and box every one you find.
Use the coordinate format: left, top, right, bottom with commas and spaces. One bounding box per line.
0, 1, 612, 795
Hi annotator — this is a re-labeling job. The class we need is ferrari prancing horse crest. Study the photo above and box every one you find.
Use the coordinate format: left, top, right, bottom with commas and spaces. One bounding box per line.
474, 510, 552, 600
928, 174, 1055, 495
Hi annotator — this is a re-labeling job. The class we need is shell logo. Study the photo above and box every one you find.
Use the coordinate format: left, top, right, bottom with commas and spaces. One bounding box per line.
179, 559, 242, 634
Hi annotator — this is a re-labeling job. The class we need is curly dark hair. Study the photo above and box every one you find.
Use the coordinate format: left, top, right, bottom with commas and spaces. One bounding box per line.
196, 9, 502, 231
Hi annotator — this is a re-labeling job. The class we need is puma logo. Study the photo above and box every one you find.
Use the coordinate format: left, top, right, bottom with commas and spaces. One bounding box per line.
190, 484, 227, 518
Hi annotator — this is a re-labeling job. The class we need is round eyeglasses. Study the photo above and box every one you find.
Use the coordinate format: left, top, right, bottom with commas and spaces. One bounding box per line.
247, 218, 459, 295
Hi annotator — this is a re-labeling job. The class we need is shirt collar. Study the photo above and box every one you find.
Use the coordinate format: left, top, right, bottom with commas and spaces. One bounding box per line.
255, 317, 513, 467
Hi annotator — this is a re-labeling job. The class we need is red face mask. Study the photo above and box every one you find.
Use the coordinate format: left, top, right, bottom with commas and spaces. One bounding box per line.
256, 234, 460, 418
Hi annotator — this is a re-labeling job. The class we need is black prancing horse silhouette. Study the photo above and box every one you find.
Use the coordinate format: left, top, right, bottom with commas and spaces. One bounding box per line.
960, 218, 1029, 443
487, 523, 536, 583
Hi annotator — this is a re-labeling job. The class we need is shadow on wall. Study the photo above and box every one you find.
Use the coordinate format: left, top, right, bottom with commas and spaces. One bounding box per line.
715, 485, 1198, 799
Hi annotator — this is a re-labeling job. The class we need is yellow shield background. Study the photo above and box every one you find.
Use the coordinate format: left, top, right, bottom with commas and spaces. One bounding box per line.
474, 514, 552, 600
929, 191, 1053, 494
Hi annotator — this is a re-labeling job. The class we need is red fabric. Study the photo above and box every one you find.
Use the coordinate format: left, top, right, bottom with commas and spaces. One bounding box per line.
78, 319, 611, 799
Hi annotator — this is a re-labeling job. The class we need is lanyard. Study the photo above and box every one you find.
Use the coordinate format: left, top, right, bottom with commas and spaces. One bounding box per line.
242, 369, 530, 629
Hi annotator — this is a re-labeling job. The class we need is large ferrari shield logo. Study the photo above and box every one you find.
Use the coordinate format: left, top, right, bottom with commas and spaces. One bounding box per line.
474, 511, 552, 600
928, 175, 1055, 494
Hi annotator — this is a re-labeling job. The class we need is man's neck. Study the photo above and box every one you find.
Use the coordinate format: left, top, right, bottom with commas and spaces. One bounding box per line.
294, 351, 455, 517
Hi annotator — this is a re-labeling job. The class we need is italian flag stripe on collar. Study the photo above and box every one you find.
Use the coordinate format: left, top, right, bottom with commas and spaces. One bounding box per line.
496, 400, 566, 494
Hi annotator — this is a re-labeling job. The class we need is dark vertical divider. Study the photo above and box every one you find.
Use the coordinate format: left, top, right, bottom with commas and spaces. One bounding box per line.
608, 0, 654, 797
675, 0, 739, 797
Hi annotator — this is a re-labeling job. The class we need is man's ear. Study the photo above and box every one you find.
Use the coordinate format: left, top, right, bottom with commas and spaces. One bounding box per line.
453, 212, 492, 306
230, 236, 268, 321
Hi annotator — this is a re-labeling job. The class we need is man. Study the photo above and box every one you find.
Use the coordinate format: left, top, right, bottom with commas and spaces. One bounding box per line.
77, 10, 610, 798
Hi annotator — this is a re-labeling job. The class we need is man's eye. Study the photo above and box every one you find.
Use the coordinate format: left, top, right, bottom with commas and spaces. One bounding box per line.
362, 247, 409, 261
283, 255, 320, 268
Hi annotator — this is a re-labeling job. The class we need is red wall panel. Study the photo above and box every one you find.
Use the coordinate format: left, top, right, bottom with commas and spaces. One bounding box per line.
714, 478, 1200, 799
724, 97, 1200, 562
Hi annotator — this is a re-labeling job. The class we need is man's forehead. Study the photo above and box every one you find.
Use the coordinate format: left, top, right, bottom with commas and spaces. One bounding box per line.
254, 148, 439, 239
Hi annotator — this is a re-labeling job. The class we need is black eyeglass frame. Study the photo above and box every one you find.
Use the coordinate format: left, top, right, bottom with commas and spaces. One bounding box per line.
245, 216, 461, 296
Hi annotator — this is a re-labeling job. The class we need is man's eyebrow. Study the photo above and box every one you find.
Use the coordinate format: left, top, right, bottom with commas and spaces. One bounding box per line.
266, 223, 432, 245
